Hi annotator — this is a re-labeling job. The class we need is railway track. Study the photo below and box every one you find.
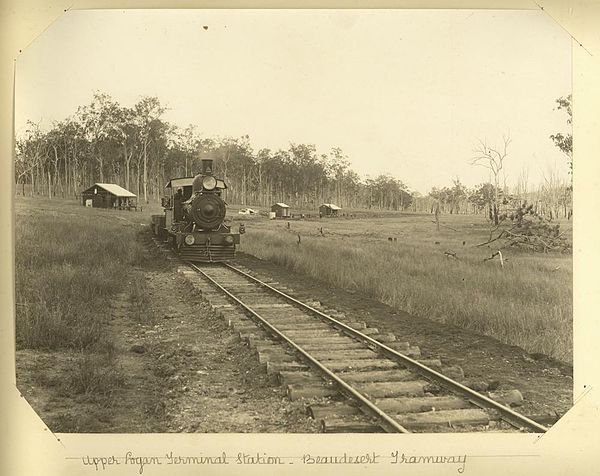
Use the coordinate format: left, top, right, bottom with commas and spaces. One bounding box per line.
172, 257, 549, 434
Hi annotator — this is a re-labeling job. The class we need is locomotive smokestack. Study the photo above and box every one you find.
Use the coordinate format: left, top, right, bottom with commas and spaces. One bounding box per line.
201, 159, 214, 176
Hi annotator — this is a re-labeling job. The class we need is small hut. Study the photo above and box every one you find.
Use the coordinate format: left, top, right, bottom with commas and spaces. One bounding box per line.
81, 183, 137, 209
319, 203, 341, 217
271, 203, 291, 218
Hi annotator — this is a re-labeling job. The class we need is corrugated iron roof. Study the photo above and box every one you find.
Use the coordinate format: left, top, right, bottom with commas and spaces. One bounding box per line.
84, 183, 137, 197
274, 202, 290, 208
320, 203, 341, 210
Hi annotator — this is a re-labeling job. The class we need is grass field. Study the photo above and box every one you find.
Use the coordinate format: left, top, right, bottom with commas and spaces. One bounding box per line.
15, 197, 153, 400
237, 212, 573, 363
14, 197, 573, 366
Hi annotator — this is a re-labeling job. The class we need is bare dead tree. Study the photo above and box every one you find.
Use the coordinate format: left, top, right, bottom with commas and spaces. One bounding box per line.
540, 166, 570, 219
515, 166, 529, 206
471, 135, 511, 226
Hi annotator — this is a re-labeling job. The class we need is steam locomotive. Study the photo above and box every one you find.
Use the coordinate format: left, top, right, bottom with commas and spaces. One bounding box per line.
151, 159, 240, 262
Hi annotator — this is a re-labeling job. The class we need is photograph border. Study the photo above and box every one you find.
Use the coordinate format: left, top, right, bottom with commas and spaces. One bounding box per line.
2, 1, 598, 475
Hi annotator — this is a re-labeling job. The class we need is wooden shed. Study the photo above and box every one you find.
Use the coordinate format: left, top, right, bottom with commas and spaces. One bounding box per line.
319, 203, 341, 217
271, 202, 291, 218
81, 183, 137, 209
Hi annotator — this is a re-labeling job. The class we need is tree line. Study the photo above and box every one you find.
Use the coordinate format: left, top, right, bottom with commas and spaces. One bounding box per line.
15, 92, 413, 211
15, 92, 572, 219
413, 177, 572, 220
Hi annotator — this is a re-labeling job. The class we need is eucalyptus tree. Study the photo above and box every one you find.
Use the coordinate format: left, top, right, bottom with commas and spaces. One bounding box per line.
260, 149, 289, 205
76, 92, 123, 183
324, 147, 351, 206
147, 117, 171, 199
208, 135, 254, 204
45, 123, 65, 198
15, 121, 48, 196
110, 106, 138, 192
287, 143, 324, 206
339, 169, 362, 208
372, 175, 412, 211
163, 125, 206, 181
61, 118, 87, 197
253, 148, 272, 205
227, 136, 255, 205
133, 96, 167, 203
44, 118, 85, 198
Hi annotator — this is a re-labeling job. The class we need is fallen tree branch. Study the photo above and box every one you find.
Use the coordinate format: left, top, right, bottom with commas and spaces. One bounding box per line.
475, 230, 507, 247
504, 230, 558, 252
483, 250, 505, 267
431, 221, 460, 232
444, 250, 459, 259
475, 204, 571, 253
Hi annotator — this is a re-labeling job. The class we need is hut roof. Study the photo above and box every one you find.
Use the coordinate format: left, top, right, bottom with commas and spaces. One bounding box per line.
83, 183, 136, 198
320, 203, 341, 210
273, 203, 290, 208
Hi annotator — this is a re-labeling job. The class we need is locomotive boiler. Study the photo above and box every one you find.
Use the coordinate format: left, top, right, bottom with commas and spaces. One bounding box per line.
151, 159, 240, 262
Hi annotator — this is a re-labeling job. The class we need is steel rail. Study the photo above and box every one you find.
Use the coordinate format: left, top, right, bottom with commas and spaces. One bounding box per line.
223, 262, 548, 433
188, 262, 410, 433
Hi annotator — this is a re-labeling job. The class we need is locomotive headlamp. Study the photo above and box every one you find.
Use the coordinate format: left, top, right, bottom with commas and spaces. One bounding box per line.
184, 234, 195, 245
202, 176, 217, 190
224, 235, 235, 245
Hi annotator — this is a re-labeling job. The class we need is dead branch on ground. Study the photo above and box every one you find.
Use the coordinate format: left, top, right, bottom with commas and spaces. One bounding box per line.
431, 221, 460, 232
483, 250, 506, 267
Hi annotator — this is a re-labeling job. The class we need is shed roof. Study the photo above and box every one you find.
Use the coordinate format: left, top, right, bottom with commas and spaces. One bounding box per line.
83, 183, 136, 198
320, 203, 341, 210
273, 202, 290, 208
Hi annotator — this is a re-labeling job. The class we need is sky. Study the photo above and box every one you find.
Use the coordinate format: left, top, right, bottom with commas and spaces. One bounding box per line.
15, 9, 572, 194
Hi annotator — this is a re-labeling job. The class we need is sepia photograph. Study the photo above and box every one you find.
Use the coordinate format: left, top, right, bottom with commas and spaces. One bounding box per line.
13, 7, 574, 442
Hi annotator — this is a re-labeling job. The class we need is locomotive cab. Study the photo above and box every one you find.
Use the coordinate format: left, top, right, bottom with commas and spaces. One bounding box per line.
151, 159, 241, 262
162, 178, 194, 228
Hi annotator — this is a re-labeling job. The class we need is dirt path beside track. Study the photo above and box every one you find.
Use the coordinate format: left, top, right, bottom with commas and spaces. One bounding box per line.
16, 245, 318, 433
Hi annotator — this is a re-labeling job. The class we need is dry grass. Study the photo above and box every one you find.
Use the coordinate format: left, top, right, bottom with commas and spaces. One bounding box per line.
129, 274, 157, 323
15, 197, 571, 363
242, 213, 572, 363
15, 197, 154, 410
66, 350, 125, 400
15, 198, 148, 350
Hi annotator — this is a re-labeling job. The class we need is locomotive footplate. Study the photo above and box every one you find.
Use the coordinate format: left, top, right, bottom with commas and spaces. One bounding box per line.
174, 231, 240, 262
